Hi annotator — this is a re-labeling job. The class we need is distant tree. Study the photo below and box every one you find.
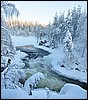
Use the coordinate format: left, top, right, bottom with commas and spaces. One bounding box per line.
58, 11, 67, 42
40, 30, 43, 40
70, 5, 82, 41
53, 12, 59, 28
51, 12, 59, 49
36, 24, 40, 43
46, 21, 52, 46
65, 9, 72, 34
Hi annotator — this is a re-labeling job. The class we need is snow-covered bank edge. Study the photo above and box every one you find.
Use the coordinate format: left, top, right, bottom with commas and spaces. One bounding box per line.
49, 64, 87, 83
49, 67, 87, 89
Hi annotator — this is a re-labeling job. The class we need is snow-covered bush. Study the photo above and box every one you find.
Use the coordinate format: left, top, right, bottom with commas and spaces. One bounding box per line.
24, 72, 45, 95
1, 60, 26, 89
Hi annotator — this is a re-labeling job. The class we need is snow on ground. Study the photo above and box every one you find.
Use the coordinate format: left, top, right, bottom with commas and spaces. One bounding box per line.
11, 36, 37, 47
1, 88, 31, 99
11, 36, 87, 83
1, 83, 87, 99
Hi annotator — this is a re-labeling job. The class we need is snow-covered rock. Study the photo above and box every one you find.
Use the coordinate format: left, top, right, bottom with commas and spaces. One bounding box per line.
49, 83, 87, 99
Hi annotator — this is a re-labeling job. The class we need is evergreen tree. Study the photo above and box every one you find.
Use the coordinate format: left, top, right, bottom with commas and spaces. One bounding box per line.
64, 30, 73, 53
65, 9, 72, 34
46, 21, 52, 46
70, 5, 81, 41
1, 1, 27, 89
51, 12, 59, 48
58, 11, 67, 42
1, 1, 19, 57
75, 10, 87, 71
53, 12, 59, 28
63, 30, 73, 69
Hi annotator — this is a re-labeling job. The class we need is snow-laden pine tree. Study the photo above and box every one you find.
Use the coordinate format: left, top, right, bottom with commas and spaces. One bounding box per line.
46, 21, 52, 47
64, 30, 73, 52
51, 12, 59, 49
1, 1, 26, 89
65, 9, 72, 34
58, 11, 67, 43
36, 24, 41, 43
1, 1, 19, 67
63, 30, 73, 69
76, 10, 87, 57
70, 5, 81, 41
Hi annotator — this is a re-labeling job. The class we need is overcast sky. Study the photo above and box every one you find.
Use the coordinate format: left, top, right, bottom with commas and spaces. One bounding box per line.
9, 1, 87, 25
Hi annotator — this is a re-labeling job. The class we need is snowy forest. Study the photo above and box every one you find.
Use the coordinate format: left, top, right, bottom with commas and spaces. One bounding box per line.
1, 1, 87, 99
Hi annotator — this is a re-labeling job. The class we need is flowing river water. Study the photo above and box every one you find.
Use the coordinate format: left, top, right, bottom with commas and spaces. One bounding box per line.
16, 45, 87, 92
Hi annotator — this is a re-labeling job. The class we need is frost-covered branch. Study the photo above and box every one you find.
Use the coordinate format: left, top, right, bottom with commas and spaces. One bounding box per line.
1, 1, 19, 20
